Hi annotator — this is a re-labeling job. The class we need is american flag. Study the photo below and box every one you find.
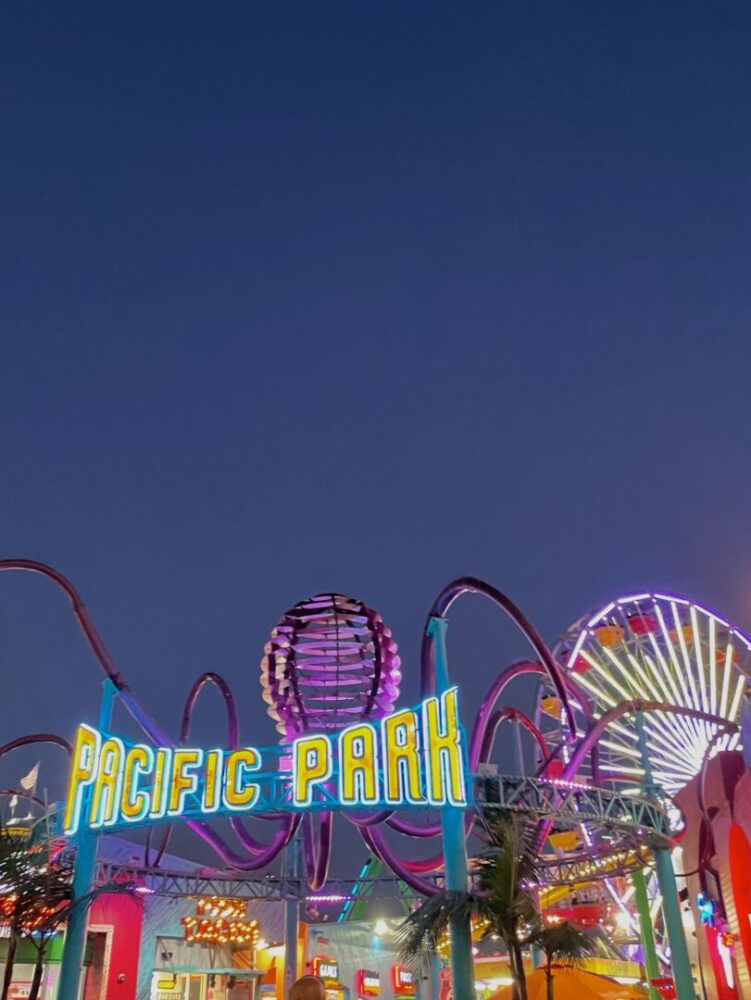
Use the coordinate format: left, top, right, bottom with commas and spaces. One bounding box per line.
19, 762, 39, 793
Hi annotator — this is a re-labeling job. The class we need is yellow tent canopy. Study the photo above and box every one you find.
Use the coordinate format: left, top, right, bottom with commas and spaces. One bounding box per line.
489, 966, 646, 1000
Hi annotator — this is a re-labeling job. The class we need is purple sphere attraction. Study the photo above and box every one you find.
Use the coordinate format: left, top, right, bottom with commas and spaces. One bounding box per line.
260, 592, 402, 740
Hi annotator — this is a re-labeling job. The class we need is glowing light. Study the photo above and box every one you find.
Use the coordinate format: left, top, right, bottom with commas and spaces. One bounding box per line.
64, 691, 470, 834
182, 898, 259, 947
556, 593, 748, 796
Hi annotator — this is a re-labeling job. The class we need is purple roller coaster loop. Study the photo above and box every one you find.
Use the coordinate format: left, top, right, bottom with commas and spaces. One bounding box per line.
181, 672, 301, 857
0, 560, 297, 871
0, 733, 72, 757
420, 577, 577, 735
302, 812, 334, 890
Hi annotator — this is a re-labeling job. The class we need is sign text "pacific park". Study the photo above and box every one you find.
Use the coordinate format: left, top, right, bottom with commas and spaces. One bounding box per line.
64, 688, 469, 835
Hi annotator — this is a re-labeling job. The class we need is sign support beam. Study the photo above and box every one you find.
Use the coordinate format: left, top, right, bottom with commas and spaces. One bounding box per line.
58, 678, 118, 999
427, 615, 475, 1000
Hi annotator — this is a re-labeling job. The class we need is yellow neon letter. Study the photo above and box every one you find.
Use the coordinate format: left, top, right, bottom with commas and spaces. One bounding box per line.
64, 724, 101, 834
202, 749, 224, 813
293, 735, 332, 807
121, 745, 154, 822
168, 749, 202, 817
90, 737, 125, 828
382, 709, 423, 805
338, 724, 379, 805
149, 749, 172, 819
223, 749, 261, 810
422, 688, 467, 805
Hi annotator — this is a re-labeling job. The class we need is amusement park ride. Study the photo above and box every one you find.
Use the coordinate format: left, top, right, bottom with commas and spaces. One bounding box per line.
0, 560, 749, 1000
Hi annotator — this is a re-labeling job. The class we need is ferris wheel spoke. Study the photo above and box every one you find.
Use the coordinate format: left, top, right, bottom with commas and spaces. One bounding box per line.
642, 717, 701, 769
728, 673, 745, 724
572, 669, 619, 708
690, 607, 714, 747
672, 604, 703, 719
583, 650, 632, 701
645, 632, 691, 721
719, 642, 735, 720
708, 616, 718, 717
634, 662, 701, 749
654, 605, 693, 706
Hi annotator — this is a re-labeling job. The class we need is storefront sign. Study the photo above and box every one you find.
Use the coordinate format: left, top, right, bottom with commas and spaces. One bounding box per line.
312, 957, 340, 983
392, 965, 416, 995
8, 985, 32, 1000
64, 688, 469, 834
355, 969, 380, 997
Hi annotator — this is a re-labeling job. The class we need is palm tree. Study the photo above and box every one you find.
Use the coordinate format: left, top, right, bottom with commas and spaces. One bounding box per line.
532, 919, 596, 1000
395, 811, 539, 1000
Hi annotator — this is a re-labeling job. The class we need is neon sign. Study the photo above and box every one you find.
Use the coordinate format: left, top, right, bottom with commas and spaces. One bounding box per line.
311, 957, 339, 983
697, 892, 715, 927
392, 965, 416, 995
355, 970, 380, 997
64, 688, 469, 835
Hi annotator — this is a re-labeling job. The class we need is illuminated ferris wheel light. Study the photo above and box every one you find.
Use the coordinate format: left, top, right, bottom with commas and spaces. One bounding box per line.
554, 592, 751, 794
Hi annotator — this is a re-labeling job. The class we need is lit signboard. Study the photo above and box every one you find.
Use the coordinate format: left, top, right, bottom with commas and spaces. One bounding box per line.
392, 965, 416, 995
64, 689, 469, 835
355, 969, 380, 997
311, 957, 339, 983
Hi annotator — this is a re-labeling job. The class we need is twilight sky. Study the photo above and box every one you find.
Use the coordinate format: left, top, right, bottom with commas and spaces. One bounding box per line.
2, 2, 751, 861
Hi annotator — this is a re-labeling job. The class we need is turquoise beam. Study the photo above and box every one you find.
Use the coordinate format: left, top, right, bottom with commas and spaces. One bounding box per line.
58, 678, 118, 999
632, 868, 661, 1000
282, 833, 301, 993
430, 953, 442, 1000
634, 710, 695, 1000
427, 616, 475, 1000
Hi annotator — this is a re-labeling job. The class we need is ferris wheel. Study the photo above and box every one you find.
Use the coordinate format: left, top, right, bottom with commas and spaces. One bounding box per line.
542, 591, 751, 794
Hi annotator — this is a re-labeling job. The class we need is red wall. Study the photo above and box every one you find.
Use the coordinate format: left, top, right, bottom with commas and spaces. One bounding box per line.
86, 890, 144, 999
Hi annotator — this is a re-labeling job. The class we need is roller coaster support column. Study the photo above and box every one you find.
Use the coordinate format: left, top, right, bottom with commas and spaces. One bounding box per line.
59, 678, 118, 999
634, 710, 695, 1000
283, 833, 301, 993
427, 616, 475, 1000
632, 868, 661, 1000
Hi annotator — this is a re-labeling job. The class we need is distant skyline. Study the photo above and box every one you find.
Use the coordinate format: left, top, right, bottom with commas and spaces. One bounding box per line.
2, 2, 751, 863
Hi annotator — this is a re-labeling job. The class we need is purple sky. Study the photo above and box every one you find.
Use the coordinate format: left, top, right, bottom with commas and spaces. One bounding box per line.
2, 2, 751, 863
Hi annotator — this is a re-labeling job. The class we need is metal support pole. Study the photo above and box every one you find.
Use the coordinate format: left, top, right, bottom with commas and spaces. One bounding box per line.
634, 710, 696, 1000
632, 868, 661, 1000
58, 678, 118, 1000
429, 953, 441, 1000
513, 717, 525, 777
427, 616, 475, 1000
282, 832, 301, 993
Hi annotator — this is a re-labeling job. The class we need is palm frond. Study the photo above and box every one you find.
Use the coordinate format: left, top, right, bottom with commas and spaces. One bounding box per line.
394, 891, 476, 976
533, 920, 597, 967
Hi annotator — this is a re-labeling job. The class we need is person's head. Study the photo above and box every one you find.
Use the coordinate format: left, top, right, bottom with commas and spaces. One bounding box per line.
289, 975, 325, 1000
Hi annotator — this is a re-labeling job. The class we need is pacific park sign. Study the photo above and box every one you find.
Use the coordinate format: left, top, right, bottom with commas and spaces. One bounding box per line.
63, 687, 470, 835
